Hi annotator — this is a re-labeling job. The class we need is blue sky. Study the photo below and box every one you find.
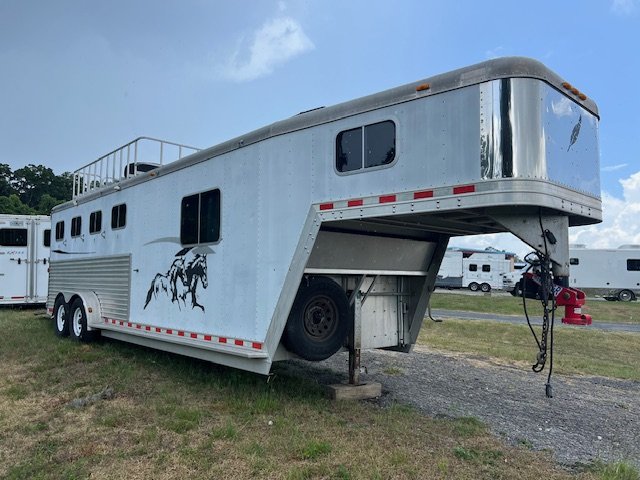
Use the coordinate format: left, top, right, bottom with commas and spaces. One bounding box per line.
1, 0, 638, 255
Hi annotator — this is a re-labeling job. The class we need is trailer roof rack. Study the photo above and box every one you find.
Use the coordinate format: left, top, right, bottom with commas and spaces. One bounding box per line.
72, 136, 200, 199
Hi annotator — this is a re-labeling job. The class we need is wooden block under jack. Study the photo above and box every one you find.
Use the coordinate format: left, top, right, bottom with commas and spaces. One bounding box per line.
326, 382, 382, 401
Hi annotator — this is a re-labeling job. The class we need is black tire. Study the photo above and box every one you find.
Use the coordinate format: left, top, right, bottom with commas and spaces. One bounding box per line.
469, 282, 479, 292
480, 283, 491, 293
53, 296, 69, 338
69, 298, 99, 343
618, 289, 634, 302
283, 276, 351, 361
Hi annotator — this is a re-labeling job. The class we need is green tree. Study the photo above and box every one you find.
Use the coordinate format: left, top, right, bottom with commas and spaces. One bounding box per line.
0, 163, 13, 197
0, 194, 36, 215
36, 193, 66, 215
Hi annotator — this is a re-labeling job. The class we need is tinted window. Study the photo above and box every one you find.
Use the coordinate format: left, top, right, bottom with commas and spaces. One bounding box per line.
336, 127, 362, 172
55, 221, 64, 241
180, 194, 199, 245
569, 258, 579, 265
71, 216, 82, 237
336, 121, 396, 173
364, 121, 396, 168
111, 204, 126, 229
0, 228, 27, 247
44, 229, 51, 247
468, 264, 477, 272
90, 211, 102, 234
181, 189, 221, 245
482, 264, 491, 272
627, 259, 640, 271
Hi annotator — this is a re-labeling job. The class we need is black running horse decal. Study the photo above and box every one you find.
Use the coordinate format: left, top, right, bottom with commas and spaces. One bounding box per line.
144, 248, 208, 311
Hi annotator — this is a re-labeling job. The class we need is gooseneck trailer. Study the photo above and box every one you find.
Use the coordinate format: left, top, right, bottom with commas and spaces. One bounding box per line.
47, 57, 601, 379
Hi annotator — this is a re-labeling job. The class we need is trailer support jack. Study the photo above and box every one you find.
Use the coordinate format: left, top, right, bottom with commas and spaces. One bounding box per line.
327, 291, 382, 400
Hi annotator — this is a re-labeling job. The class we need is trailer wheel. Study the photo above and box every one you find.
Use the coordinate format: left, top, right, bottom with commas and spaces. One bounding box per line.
469, 282, 479, 292
283, 276, 350, 361
53, 296, 69, 337
617, 290, 634, 302
69, 298, 99, 343
480, 283, 491, 293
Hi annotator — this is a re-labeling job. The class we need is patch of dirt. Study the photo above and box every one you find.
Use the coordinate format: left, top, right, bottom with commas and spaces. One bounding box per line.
286, 347, 640, 469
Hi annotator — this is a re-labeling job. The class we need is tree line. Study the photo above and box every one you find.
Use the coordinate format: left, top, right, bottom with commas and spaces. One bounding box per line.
0, 164, 73, 215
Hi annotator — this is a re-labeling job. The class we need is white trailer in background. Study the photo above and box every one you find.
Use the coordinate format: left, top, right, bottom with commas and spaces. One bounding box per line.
436, 249, 513, 292
0, 215, 51, 305
47, 57, 601, 381
569, 245, 640, 301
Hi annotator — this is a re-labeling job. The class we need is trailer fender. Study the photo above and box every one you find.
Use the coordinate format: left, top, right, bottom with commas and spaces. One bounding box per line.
68, 291, 102, 331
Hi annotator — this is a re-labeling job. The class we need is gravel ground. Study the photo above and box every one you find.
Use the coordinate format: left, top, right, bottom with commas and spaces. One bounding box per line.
284, 347, 640, 469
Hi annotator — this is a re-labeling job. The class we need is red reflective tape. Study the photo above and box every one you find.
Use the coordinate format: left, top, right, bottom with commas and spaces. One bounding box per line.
136, 324, 141, 329
252, 342, 262, 350
11, 296, 24, 299
347, 199, 363, 207
178, 331, 185, 337
413, 190, 434, 199
235, 339, 243, 346
119, 321, 124, 326
379, 194, 396, 203
204, 335, 212, 341
127, 322, 132, 328
453, 184, 475, 194
111, 319, 116, 324
145, 326, 151, 331
166, 329, 173, 334
319, 203, 334, 211
155, 327, 161, 333
190, 333, 198, 339
219, 337, 227, 344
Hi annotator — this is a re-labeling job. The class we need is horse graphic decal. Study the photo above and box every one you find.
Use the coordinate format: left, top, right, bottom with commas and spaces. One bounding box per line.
144, 247, 208, 311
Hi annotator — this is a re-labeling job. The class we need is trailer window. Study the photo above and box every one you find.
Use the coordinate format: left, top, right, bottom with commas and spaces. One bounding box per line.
90, 211, 102, 234
43, 229, 51, 247
336, 120, 396, 173
71, 216, 82, 237
0, 228, 27, 247
482, 264, 491, 272
627, 259, 640, 271
181, 189, 221, 245
111, 204, 126, 230
468, 264, 478, 272
570, 258, 579, 265
55, 221, 64, 241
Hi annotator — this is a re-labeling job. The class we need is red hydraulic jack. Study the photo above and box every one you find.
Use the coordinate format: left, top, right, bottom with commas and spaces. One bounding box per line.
555, 286, 592, 326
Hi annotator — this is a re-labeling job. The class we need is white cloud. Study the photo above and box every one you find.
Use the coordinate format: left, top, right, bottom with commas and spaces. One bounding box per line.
219, 16, 314, 82
601, 163, 628, 172
611, 0, 636, 14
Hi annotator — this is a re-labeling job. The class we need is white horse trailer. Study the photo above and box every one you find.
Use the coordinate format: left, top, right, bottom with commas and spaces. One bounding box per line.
0, 214, 51, 305
569, 245, 640, 301
436, 249, 512, 292
47, 57, 601, 379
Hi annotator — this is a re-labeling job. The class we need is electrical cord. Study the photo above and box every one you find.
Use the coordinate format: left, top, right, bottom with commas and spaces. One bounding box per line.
520, 212, 557, 398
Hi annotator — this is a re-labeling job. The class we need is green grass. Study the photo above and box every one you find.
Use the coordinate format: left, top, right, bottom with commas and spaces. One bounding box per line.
420, 319, 640, 380
0, 307, 633, 479
430, 292, 640, 324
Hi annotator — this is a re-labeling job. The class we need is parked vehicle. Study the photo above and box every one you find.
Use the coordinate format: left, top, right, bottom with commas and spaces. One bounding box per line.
436, 249, 513, 292
47, 57, 601, 379
569, 245, 640, 301
0, 215, 51, 305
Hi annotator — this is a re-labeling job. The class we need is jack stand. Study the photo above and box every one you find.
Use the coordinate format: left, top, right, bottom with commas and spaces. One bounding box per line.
327, 291, 381, 400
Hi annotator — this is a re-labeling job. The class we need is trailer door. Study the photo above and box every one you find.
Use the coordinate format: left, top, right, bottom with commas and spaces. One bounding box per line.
0, 222, 29, 303
32, 221, 50, 302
